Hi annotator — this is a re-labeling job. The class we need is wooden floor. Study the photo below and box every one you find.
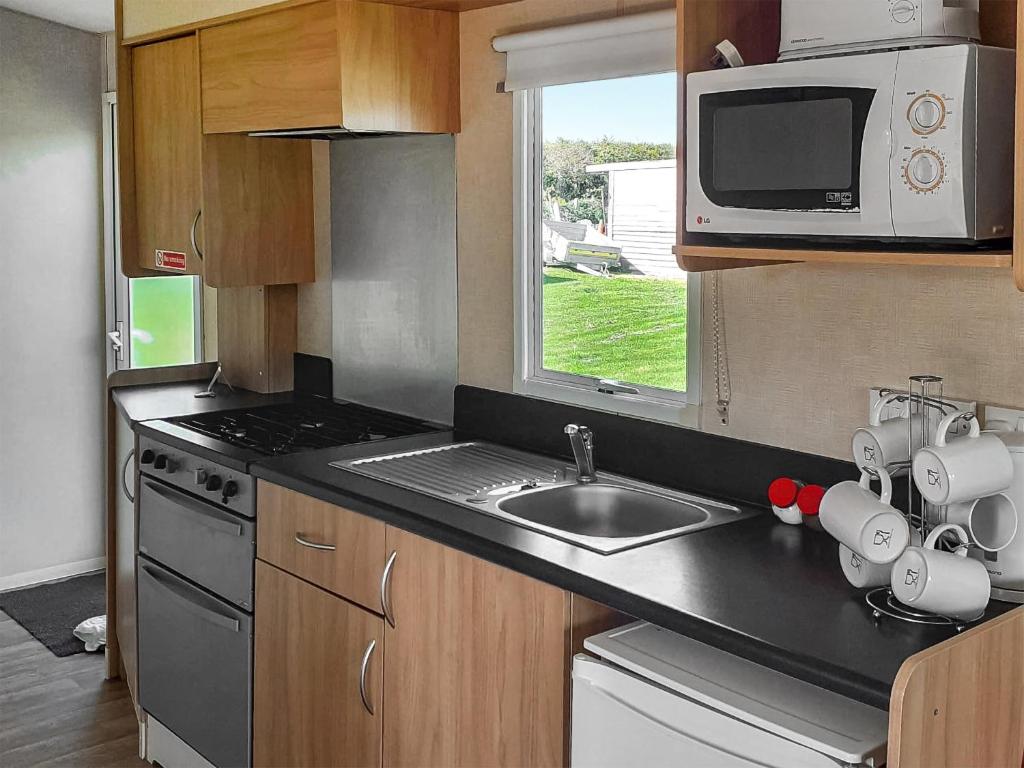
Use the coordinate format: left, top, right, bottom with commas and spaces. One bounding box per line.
0, 610, 146, 767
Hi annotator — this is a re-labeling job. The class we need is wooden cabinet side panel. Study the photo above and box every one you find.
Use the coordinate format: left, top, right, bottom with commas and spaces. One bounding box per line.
382, 527, 567, 767
199, 2, 342, 134
131, 35, 203, 273
337, 1, 460, 133
1015, 0, 1024, 291
216, 284, 296, 393
202, 135, 315, 287
256, 481, 387, 610
888, 606, 1024, 768
113, 412, 139, 702
254, 561, 384, 768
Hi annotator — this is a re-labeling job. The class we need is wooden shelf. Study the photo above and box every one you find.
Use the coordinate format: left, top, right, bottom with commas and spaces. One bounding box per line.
673, 244, 1014, 270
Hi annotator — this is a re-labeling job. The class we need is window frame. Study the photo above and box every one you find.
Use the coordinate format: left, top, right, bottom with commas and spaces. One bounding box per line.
512, 85, 701, 429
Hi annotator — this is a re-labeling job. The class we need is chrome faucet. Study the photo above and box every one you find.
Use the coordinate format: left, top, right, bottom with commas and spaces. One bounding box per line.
564, 424, 596, 483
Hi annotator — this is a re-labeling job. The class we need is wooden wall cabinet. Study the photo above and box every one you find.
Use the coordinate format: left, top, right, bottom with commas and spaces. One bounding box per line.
198, 0, 460, 135
117, 28, 316, 286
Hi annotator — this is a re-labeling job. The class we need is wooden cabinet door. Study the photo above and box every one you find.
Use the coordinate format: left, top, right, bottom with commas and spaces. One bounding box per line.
381, 526, 568, 767
130, 35, 203, 275
254, 561, 384, 768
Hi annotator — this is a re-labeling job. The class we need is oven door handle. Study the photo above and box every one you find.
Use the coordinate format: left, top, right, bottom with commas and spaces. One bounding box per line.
140, 563, 241, 632
143, 480, 243, 537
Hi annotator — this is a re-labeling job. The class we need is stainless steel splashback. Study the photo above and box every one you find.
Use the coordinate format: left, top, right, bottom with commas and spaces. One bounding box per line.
330, 135, 458, 424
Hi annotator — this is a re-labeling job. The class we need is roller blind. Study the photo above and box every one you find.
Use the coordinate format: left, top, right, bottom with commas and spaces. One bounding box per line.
492, 9, 675, 92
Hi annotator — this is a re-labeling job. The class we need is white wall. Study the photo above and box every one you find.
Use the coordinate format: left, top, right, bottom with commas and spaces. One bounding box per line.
0, 9, 106, 588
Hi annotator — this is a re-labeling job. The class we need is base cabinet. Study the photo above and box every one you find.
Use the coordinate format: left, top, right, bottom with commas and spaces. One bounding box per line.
253, 561, 383, 768
382, 526, 568, 767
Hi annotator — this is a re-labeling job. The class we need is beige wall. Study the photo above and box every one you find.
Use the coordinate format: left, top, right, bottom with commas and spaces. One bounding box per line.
121, 0, 278, 37
457, 0, 1024, 460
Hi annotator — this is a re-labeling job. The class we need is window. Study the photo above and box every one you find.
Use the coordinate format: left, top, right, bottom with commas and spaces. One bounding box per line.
103, 94, 203, 372
514, 73, 700, 427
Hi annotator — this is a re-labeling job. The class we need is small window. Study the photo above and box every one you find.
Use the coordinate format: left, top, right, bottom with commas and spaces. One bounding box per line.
515, 73, 700, 426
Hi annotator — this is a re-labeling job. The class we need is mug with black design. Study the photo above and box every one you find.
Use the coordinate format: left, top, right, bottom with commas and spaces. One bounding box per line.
820, 468, 910, 564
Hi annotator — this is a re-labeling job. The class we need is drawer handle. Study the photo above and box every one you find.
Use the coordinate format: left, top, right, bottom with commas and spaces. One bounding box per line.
294, 533, 336, 552
359, 638, 376, 716
144, 480, 243, 537
141, 564, 240, 633
381, 551, 397, 628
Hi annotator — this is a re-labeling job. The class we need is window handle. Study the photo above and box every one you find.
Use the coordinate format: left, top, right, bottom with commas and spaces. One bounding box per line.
597, 379, 640, 396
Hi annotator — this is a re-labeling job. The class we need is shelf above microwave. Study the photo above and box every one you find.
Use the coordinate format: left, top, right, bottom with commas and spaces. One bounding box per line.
672, 244, 1014, 272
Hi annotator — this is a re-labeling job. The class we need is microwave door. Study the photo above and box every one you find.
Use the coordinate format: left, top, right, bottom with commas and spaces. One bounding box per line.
686, 55, 898, 239
699, 87, 874, 213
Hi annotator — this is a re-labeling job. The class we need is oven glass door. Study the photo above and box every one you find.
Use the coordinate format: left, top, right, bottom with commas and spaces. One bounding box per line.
698, 87, 876, 212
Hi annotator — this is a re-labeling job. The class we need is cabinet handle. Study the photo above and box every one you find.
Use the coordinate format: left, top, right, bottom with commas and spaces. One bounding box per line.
121, 449, 135, 503
190, 209, 204, 261
294, 533, 336, 552
359, 638, 376, 716
381, 551, 397, 628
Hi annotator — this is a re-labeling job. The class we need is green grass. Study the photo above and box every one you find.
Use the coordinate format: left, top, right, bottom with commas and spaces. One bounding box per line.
129, 276, 197, 369
542, 267, 688, 392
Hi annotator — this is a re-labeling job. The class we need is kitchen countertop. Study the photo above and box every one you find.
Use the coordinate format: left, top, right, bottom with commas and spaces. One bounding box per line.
251, 431, 1015, 712
111, 380, 293, 425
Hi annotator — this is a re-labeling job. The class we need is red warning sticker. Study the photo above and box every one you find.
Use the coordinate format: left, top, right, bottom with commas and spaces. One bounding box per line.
155, 249, 187, 272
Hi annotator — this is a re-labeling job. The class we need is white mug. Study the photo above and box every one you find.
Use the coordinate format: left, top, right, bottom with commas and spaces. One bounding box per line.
912, 412, 1014, 506
851, 393, 915, 475
891, 524, 991, 621
839, 543, 893, 589
820, 468, 910, 564
945, 493, 1019, 553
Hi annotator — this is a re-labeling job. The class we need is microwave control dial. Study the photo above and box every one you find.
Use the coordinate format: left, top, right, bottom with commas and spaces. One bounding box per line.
904, 149, 945, 192
908, 93, 946, 135
890, 0, 916, 24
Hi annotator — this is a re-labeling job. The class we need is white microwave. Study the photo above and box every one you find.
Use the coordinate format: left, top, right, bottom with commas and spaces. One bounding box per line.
686, 44, 1015, 244
779, 0, 979, 61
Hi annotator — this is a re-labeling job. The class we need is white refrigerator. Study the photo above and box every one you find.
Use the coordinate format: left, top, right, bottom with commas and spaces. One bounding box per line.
572, 622, 889, 767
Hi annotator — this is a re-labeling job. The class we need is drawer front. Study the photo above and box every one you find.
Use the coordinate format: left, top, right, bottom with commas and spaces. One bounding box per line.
139, 477, 255, 609
138, 559, 252, 768
257, 481, 386, 612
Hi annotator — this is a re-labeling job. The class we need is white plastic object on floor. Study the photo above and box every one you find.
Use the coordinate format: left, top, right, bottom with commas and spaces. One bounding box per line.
573, 622, 889, 767
73, 615, 106, 652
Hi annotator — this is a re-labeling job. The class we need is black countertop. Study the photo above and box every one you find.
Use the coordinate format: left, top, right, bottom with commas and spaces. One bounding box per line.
251, 431, 1014, 712
111, 380, 293, 426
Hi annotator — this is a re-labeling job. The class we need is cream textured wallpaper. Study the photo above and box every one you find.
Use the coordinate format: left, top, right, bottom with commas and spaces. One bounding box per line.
456, 0, 1024, 460
121, 0, 278, 37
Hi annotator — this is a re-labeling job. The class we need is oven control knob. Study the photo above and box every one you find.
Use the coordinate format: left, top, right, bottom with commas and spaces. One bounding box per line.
153, 454, 167, 470
907, 150, 943, 190
222, 480, 239, 499
195, 469, 208, 485
140, 449, 156, 465
163, 458, 177, 475
205, 474, 223, 492
891, 0, 915, 23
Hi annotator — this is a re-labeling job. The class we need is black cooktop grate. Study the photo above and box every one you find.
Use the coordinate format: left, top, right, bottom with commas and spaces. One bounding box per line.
171, 400, 436, 455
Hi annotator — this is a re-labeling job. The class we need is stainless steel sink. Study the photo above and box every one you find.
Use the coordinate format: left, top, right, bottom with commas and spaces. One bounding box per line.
497, 483, 709, 539
333, 442, 753, 554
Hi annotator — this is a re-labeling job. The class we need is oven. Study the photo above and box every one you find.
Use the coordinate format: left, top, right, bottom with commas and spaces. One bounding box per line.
136, 435, 255, 768
685, 44, 1014, 243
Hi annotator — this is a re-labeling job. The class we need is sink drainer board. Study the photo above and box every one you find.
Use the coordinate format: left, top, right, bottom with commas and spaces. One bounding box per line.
336, 442, 568, 498
333, 442, 754, 555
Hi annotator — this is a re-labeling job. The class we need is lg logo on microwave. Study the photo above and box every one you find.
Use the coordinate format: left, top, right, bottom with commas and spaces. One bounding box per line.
826, 192, 854, 206
695, 215, 712, 225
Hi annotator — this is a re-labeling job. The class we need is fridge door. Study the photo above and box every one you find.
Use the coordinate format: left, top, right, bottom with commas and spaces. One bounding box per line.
572, 655, 843, 768
582, 622, 888, 766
